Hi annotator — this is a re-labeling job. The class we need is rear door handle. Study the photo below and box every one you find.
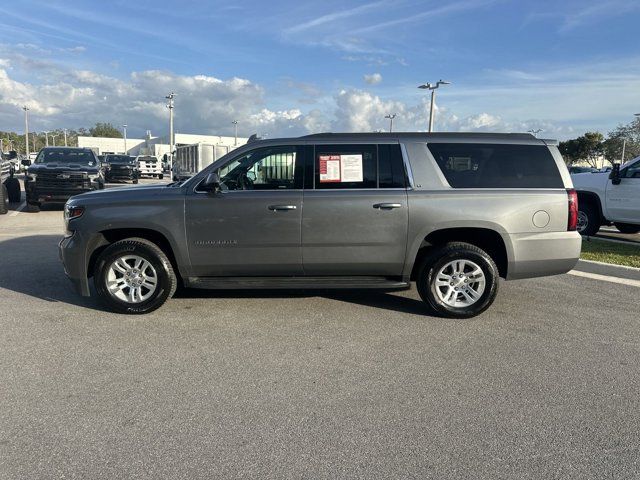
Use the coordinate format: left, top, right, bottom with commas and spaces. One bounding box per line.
268, 205, 297, 211
373, 203, 402, 209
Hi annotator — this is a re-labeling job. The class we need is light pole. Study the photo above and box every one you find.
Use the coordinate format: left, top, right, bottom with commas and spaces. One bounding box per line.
44, 131, 49, 147
418, 80, 451, 132
63, 128, 68, 147
166, 92, 175, 170
122, 124, 128, 153
528, 128, 543, 137
384, 113, 397, 132
23, 106, 30, 158
232, 120, 238, 146
51, 134, 58, 146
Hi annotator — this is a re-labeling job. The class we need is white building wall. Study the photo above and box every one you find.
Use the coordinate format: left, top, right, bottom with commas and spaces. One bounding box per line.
77, 136, 145, 155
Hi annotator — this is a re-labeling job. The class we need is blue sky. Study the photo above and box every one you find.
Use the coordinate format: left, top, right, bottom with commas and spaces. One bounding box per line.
0, 0, 639, 139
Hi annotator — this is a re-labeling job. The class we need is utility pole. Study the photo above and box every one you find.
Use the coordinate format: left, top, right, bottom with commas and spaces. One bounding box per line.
165, 92, 175, 170
232, 120, 238, 146
51, 134, 58, 146
23, 106, 30, 158
123, 124, 128, 153
44, 131, 49, 147
418, 80, 451, 132
63, 128, 68, 147
384, 113, 397, 132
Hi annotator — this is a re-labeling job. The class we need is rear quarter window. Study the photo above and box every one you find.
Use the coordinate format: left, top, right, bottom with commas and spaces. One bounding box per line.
427, 143, 564, 188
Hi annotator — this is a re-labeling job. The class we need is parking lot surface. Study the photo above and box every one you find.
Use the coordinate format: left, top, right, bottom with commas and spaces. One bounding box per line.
1, 181, 639, 479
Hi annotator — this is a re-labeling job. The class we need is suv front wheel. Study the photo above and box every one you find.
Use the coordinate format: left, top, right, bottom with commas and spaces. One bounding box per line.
416, 242, 499, 319
94, 238, 177, 314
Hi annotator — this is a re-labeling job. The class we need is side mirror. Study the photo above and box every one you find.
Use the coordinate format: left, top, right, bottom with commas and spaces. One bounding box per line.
609, 163, 621, 185
21, 159, 31, 166
201, 172, 221, 193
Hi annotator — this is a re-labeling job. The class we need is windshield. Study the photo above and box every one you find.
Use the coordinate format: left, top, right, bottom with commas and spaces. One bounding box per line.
138, 156, 157, 163
36, 149, 96, 165
106, 155, 134, 164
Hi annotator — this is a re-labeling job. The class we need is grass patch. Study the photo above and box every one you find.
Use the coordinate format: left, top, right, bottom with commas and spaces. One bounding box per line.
581, 239, 640, 268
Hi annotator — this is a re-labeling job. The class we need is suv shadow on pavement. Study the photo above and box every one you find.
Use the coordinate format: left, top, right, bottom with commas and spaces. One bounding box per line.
1, 235, 432, 316
0, 235, 106, 312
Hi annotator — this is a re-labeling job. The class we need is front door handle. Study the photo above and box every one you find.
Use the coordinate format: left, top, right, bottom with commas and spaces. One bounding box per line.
268, 205, 297, 211
373, 203, 402, 209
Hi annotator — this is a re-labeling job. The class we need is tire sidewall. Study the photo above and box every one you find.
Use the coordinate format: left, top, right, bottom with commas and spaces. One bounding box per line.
0, 184, 8, 214
418, 247, 498, 318
94, 241, 173, 314
578, 203, 599, 236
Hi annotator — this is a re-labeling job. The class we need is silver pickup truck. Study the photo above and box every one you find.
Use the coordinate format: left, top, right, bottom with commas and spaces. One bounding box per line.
60, 132, 581, 318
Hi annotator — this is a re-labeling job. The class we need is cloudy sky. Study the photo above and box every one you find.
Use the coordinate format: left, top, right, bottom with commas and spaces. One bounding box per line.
0, 0, 639, 140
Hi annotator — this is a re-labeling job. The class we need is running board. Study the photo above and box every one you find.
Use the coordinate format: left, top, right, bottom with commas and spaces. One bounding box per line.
185, 276, 411, 290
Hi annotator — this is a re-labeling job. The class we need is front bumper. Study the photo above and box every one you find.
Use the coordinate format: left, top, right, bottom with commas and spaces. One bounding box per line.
59, 231, 108, 297
506, 231, 582, 280
25, 182, 97, 204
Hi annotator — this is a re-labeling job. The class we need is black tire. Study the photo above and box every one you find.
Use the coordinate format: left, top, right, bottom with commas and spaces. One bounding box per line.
5, 177, 21, 203
416, 242, 499, 319
0, 184, 8, 215
159, 174, 164, 180
577, 202, 600, 236
26, 200, 40, 212
614, 223, 640, 234
93, 238, 177, 314
133, 178, 138, 184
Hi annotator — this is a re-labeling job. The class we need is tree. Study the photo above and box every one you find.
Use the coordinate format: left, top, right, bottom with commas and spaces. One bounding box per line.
89, 122, 122, 138
559, 132, 605, 167
604, 117, 640, 164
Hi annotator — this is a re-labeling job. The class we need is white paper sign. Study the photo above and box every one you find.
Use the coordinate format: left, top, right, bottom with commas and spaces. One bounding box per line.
340, 154, 363, 182
319, 155, 341, 182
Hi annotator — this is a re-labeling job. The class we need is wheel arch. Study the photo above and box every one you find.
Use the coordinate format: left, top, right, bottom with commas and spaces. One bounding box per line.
409, 227, 509, 280
87, 228, 183, 285
576, 190, 604, 222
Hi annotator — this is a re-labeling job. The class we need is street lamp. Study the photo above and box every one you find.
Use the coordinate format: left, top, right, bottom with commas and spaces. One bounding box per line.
166, 92, 175, 170
50, 134, 58, 146
528, 128, 543, 137
384, 113, 397, 132
418, 80, 451, 132
23, 106, 30, 158
232, 120, 238, 146
123, 124, 128, 153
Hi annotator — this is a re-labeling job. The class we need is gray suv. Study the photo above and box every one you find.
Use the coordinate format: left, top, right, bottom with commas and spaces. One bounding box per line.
59, 133, 581, 318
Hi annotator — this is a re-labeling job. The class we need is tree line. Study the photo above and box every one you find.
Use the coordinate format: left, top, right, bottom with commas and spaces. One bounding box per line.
559, 117, 640, 168
0, 123, 123, 153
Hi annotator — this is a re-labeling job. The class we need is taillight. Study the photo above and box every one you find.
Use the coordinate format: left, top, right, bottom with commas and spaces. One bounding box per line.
567, 189, 578, 231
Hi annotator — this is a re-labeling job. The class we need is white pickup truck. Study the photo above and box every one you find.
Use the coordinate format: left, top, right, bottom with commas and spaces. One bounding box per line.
135, 155, 163, 179
572, 155, 640, 236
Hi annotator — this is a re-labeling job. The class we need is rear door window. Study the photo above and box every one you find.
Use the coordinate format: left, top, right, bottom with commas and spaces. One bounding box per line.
427, 143, 563, 188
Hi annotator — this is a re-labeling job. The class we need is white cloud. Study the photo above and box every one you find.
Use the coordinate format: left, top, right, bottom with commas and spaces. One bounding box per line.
363, 73, 382, 85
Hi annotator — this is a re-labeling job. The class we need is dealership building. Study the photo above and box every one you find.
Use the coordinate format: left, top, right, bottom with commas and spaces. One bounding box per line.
78, 131, 248, 158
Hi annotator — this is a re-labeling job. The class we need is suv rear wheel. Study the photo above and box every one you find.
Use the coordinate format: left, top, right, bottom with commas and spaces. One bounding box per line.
416, 242, 499, 319
93, 238, 177, 314
577, 202, 600, 236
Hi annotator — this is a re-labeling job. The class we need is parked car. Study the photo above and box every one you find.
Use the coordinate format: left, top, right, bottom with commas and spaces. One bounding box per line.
136, 155, 163, 179
568, 166, 599, 174
24, 147, 105, 211
104, 154, 139, 184
1, 151, 21, 214
572, 155, 640, 235
60, 132, 581, 317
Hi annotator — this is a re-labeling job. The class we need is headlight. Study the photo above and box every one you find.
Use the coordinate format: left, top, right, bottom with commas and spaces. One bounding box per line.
64, 203, 85, 221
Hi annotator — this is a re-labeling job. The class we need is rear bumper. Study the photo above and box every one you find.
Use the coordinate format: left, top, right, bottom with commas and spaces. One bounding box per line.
506, 231, 581, 280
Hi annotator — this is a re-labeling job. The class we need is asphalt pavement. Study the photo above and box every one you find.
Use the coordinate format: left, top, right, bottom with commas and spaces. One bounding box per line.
1, 181, 639, 479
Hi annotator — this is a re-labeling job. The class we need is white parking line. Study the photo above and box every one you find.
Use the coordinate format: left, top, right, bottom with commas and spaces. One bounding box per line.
568, 270, 640, 288
9, 202, 26, 217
